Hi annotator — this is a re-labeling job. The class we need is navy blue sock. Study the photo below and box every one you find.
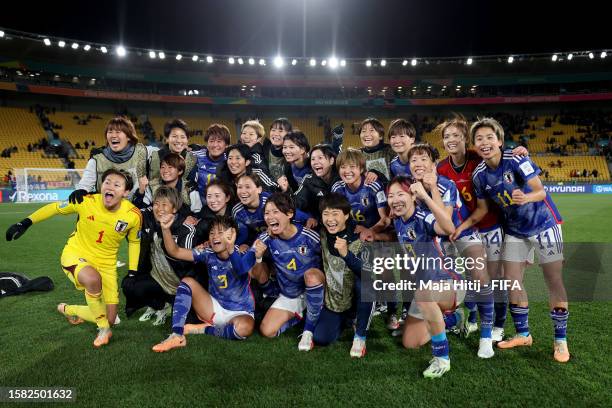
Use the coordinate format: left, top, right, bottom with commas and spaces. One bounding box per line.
276, 316, 301, 336
464, 297, 478, 323
204, 324, 245, 340
304, 284, 324, 332
171, 282, 192, 336
550, 308, 569, 341
260, 279, 280, 298
431, 331, 449, 359
444, 310, 462, 330
477, 285, 494, 339
509, 304, 530, 336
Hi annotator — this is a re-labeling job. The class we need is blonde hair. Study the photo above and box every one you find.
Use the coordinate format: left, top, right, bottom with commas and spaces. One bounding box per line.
336, 148, 366, 175
434, 113, 470, 146
241, 120, 265, 140
470, 117, 505, 146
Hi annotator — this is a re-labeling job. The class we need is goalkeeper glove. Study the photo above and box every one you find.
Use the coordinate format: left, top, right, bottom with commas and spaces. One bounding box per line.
6, 218, 32, 241
68, 189, 88, 204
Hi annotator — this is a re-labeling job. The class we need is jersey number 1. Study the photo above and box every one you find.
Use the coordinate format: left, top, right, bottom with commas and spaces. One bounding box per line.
96, 230, 105, 243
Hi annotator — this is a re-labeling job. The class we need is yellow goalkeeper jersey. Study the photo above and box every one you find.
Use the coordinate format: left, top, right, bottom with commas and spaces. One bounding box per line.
29, 194, 142, 270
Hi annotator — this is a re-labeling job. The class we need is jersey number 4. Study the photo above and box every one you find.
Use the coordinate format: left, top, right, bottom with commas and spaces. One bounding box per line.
286, 258, 297, 271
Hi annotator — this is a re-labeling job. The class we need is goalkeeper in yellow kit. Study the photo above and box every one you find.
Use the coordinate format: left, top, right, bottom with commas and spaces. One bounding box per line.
5, 169, 142, 348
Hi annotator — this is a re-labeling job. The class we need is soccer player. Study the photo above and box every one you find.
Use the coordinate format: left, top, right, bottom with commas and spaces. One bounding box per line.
294, 144, 340, 222
438, 115, 528, 343
266, 118, 293, 181
239, 119, 267, 166
254, 193, 324, 352
151, 215, 257, 352
147, 119, 197, 198
331, 148, 389, 242
192, 124, 231, 202
69, 116, 150, 203
389, 118, 417, 178
278, 131, 312, 193
123, 186, 207, 325
133, 153, 202, 213
313, 193, 374, 358
6, 169, 142, 348
387, 176, 459, 378
471, 117, 569, 363
217, 144, 279, 192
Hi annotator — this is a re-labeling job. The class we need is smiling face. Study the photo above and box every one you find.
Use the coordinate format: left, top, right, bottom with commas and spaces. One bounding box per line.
207, 134, 227, 160
106, 128, 130, 152
310, 149, 334, 178
409, 152, 435, 181
166, 127, 189, 153
227, 149, 250, 176
387, 182, 415, 219
473, 126, 503, 160
322, 207, 349, 234
206, 184, 230, 213
160, 162, 182, 184
152, 197, 177, 222
339, 161, 362, 187
270, 125, 288, 147
390, 132, 415, 155
236, 176, 262, 208
101, 173, 130, 210
264, 201, 293, 236
240, 126, 259, 147
360, 123, 382, 148
282, 139, 305, 164
442, 125, 467, 155
208, 224, 234, 254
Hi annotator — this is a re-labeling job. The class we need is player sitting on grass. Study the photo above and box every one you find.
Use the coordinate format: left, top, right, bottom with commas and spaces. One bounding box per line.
151, 215, 257, 352
313, 193, 374, 358
6, 169, 142, 348
387, 176, 461, 378
254, 193, 325, 351
471, 117, 570, 363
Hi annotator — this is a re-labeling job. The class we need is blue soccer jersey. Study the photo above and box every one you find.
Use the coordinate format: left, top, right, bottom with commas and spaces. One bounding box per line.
258, 226, 321, 298
472, 151, 562, 238
232, 192, 310, 245
232, 192, 271, 246
291, 163, 312, 186
394, 210, 460, 282
192, 246, 256, 312
193, 148, 227, 200
331, 178, 387, 228
390, 155, 412, 178
418, 175, 475, 239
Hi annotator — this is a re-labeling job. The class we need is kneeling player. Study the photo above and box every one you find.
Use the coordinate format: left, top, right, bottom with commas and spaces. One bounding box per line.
387, 176, 460, 378
471, 117, 569, 363
313, 193, 374, 358
5, 169, 142, 348
254, 193, 325, 351
151, 215, 256, 352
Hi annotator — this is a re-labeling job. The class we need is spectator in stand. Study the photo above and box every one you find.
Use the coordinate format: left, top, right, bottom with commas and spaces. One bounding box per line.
592, 169, 599, 178
582, 169, 589, 177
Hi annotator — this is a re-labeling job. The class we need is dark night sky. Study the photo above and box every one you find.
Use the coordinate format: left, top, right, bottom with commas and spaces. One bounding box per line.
0, 0, 608, 58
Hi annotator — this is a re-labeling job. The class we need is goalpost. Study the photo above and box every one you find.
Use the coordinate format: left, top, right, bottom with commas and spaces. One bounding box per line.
12, 168, 84, 203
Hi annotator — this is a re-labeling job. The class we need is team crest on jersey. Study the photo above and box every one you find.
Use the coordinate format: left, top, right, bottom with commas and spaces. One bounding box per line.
115, 220, 128, 232
297, 245, 308, 255
360, 195, 370, 207
503, 171, 514, 184
407, 228, 417, 240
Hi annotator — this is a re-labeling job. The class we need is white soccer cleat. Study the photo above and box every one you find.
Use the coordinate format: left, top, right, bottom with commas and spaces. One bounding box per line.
298, 330, 314, 352
492, 327, 505, 343
462, 321, 479, 339
93, 327, 113, 348
152, 303, 171, 326
350, 337, 366, 358
447, 308, 464, 335
477, 338, 495, 359
139, 307, 156, 322
423, 357, 451, 379
386, 314, 400, 330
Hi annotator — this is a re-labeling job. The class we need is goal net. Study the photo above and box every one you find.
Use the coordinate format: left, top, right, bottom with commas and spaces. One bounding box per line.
12, 168, 84, 203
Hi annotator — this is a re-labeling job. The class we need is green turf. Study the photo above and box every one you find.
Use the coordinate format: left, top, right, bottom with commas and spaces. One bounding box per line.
0, 194, 611, 407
